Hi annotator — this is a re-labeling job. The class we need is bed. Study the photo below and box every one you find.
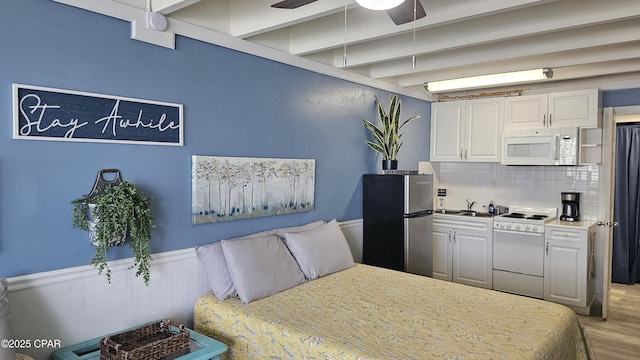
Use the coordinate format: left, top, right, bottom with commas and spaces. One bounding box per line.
193, 220, 596, 360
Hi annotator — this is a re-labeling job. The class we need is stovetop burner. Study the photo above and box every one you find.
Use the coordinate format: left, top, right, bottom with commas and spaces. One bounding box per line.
494, 205, 558, 233
528, 214, 548, 220
503, 213, 525, 218
502, 213, 549, 219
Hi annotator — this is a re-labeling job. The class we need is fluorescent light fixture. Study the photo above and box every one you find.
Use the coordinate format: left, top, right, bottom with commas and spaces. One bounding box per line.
425, 68, 553, 93
356, 0, 405, 10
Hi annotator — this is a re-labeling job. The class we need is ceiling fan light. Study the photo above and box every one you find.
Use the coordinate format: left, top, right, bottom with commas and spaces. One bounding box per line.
425, 68, 553, 93
356, 0, 405, 11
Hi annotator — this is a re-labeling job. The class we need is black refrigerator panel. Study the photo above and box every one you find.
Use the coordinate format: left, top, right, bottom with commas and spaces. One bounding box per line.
363, 175, 405, 271
363, 174, 433, 276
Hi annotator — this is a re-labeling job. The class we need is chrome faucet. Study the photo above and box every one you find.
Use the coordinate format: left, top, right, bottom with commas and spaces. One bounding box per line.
465, 199, 476, 211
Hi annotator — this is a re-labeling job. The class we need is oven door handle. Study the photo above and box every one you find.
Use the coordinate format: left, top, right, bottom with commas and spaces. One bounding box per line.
494, 229, 544, 236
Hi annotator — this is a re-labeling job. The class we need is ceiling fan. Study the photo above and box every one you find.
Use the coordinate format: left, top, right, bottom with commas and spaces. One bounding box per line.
271, 0, 426, 25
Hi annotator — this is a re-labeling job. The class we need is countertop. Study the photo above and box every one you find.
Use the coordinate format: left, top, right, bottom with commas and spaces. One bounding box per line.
433, 211, 495, 222
546, 219, 597, 229
434, 211, 597, 229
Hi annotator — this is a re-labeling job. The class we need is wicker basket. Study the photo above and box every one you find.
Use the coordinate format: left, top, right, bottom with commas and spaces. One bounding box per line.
100, 320, 190, 360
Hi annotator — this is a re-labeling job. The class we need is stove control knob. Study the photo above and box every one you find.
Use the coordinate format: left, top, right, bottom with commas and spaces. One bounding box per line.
525, 225, 530, 231
500, 223, 505, 229
507, 224, 512, 229
532, 225, 538, 232
516, 224, 521, 230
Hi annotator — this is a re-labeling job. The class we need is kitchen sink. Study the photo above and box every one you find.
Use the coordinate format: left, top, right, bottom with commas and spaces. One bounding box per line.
460, 211, 495, 218
436, 209, 462, 214
436, 209, 496, 218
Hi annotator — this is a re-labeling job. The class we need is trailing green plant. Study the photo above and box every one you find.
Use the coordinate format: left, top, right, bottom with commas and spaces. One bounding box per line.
362, 93, 420, 160
72, 181, 155, 285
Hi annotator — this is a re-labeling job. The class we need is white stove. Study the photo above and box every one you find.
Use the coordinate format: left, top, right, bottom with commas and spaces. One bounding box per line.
493, 205, 557, 234
492, 205, 558, 299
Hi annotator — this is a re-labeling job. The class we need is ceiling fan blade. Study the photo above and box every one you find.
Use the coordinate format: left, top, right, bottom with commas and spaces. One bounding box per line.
271, 0, 318, 9
387, 0, 426, 25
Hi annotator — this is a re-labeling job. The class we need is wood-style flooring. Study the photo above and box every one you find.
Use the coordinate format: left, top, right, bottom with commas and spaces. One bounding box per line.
579, 283, 640, 360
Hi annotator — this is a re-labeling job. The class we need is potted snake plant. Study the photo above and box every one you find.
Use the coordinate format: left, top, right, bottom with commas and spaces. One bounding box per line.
72, 170, 155, 285
362, 93, 420, 170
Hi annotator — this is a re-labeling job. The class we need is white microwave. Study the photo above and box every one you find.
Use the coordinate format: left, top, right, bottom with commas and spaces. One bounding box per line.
501, 127, 579, 166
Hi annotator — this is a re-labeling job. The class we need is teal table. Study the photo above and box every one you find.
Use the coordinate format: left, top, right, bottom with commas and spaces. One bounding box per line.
51, 322, 227, 360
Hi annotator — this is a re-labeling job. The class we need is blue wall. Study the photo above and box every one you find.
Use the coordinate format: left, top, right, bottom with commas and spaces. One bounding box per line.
0, 0, 431, 277
2, 1, 638, 279
603, 87, 640, 107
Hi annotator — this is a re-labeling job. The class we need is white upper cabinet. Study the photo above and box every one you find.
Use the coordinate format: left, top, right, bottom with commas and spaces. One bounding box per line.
504, 89, 601, 130
503, 94, 547, 130
430, 98, 503, 162
466, 98, 503, 162
430, 101, 465, 162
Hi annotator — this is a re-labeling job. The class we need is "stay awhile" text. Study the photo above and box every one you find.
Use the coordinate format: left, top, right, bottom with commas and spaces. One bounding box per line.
19, 94, 180, 139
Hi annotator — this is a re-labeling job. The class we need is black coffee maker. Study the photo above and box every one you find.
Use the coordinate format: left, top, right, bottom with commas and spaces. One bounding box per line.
560, 192, 580, 221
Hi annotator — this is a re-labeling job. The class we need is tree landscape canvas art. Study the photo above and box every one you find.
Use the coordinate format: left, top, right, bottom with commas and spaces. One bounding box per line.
192, 156, 315, 224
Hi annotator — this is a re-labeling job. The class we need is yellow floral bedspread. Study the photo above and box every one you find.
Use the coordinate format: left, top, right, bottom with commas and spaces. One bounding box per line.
194, 264, 596, 359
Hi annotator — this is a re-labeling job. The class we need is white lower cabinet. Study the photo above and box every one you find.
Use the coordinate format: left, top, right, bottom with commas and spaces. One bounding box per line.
433, 215, 493, 289
544, 223, 597, 314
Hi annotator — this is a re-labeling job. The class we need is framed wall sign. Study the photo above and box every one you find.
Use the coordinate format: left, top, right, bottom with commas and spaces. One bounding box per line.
13, 84, 184, 146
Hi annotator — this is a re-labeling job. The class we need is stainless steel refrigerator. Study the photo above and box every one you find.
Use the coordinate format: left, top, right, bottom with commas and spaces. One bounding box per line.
363, 173, 433, 277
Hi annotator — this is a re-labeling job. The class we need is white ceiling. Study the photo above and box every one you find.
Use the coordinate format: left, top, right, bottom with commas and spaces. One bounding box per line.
61, 0, 640, 97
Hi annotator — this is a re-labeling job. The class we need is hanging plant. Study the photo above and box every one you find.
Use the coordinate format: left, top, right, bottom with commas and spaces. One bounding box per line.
72, 179, 155, 285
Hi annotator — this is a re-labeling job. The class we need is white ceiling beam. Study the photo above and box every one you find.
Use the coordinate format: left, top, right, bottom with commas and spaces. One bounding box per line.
151, 0, 201, 14
170, 0, 230, 33
228, 0, 351, 38
394, 43, 640, 88
317, 0, 640, 69
52, 0, 640, 96
367, 19, 640, 80
277, 0, 553, 56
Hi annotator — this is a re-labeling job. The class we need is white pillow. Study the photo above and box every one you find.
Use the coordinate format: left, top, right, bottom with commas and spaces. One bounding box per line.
283, 219, 355, 280
0, 278, 16, 359
221, 235, 306, 303
195, 229, 276, 300
275, 220, 326, 239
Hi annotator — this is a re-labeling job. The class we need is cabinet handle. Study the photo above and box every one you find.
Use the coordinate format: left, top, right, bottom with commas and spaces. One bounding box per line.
543, 114, 546, 127
545, 242, 549, 255
465, 149, 468, 161
549, 114, 552, 127
460, 149, 463, 160
453, 231, 457, 243
448, 230, 452, 243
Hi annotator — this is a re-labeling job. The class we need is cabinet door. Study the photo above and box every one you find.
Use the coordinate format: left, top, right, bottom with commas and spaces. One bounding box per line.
548, 89, 600, 128
504, 94, 547, 130
430, 101, 465, 161
432, 225, 452, 281
466, 98, 503, 162
452, 229, 492, 289
544, 239, 587, 307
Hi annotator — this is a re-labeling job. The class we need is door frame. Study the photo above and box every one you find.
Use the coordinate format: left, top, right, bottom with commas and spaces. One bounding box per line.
599, 105, 640, 319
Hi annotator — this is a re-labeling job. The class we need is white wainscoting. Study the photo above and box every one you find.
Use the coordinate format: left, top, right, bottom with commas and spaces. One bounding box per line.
7, 219, 363, 359
337, 219, 363, 263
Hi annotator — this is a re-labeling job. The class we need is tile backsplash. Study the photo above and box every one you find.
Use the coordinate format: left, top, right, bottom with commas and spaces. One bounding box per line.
420, 162, 599, 221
